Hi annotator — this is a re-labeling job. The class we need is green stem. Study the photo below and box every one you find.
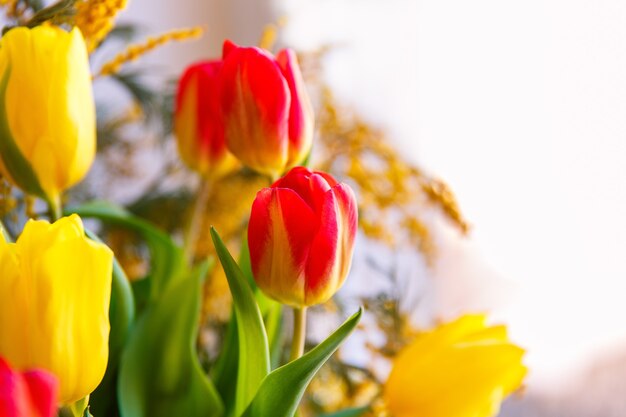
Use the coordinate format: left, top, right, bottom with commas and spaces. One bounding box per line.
183, 179, 212, 265
289, 307, 307, 361
48, 193, 62, 221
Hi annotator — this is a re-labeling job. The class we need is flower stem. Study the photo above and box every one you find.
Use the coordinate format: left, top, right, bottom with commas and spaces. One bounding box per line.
48, 193, 62, 221
290, 307, 307, 361
183, 179, 212, 265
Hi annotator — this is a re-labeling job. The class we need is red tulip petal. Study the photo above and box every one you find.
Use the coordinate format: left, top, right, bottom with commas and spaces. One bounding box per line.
0, 358, 58, 417
175, 60, 228, 174
222, 39, 238, 58
274, 168, 333, 212
305, 183, 357, 305
276, 49, 314, 166
22, 371, 58, 417
248, 187, 318, 306
221, 46, 291, 176
304, 189, 339, 304
332, 183, 358, 280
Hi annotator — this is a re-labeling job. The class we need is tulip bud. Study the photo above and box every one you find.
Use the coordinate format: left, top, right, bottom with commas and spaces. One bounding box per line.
384, 315, 527, 417
0, 26, 96, 203
248, 167, 357, 306
0, 215, 113, 404
0, 357, 58, 417
174, 60, 237, 177
220, 40, 314, 178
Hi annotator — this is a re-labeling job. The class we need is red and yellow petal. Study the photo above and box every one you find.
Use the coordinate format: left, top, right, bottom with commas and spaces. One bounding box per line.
276, 49, 314, 168
248, 187, 318, 306
220, 43, 291, 177
304, 183, 357, 305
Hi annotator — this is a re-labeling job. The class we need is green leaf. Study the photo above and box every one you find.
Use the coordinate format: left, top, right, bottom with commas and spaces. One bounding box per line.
238, 235, 283, 368
211, 312, 238, 417
86, 230, 135, 417
118, 261, 224, 417
66, 201, 185, 300
319, 407, 370, 417
0, 64, 47, 200
243, 308, 363, 417
211, 228, 270, 417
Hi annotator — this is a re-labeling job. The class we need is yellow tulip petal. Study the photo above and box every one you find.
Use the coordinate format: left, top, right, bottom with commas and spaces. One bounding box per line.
0, 26, 95, 199
0, 215, 113, 404
384, 314, 527, 417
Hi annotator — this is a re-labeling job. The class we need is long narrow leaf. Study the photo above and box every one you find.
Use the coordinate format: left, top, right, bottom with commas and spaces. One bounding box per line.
211, 228, 270, 417
239, 235, 283, 367
244, 308, 363, 417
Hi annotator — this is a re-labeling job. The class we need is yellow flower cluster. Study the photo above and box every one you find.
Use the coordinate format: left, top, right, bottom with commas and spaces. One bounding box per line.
98, 26, 203, 77
74, 0, 128, 52
316, 89, 469, 262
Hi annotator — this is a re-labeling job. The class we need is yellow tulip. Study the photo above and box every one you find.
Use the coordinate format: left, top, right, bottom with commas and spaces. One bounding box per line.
384, 314, 527, 417
0, 215, 113, 404
0, 26, 95, 204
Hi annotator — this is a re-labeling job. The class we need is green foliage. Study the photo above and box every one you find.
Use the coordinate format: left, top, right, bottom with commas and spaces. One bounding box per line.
238, 236, 283, 367
0, 64, 46, 200
67, 204, 363, 417
118, 261, 223, 417
68, 202, 221, 417
243, 309, 363, 417
211, 228, 270, 417
84, 230, 135, 417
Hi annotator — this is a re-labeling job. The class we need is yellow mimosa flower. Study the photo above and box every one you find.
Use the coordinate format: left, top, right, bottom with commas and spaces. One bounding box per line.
0, 26, 95, 204
384, 314, 527, 417
0, 215, 113, 404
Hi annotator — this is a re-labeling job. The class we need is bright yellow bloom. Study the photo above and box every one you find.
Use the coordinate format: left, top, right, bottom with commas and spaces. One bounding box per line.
0, 26, 96, 203
384, 314, 527, 417
0, 215, 113, 404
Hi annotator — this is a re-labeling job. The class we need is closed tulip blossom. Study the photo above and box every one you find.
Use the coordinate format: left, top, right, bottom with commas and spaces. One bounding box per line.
0, 357, 58, 417
0, 215, 113, 404
248, 167, 357, 307
220, 40, 314, 178
0, 26, 95, 208
174, 60, 237, 177
384, 314, 527, 417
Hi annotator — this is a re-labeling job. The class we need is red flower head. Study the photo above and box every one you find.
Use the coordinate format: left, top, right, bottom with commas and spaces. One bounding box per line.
220, 40, 314, 178
248, 167, 358, 306
0, 357, 58, 417
174, 60, 237, 177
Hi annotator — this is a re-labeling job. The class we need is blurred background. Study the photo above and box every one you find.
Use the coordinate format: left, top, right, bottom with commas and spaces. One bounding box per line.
94, 0, 626, 415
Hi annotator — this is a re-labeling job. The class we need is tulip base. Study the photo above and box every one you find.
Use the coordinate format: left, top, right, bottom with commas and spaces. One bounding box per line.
59, 395, 91, 417
290, 307, 307, 361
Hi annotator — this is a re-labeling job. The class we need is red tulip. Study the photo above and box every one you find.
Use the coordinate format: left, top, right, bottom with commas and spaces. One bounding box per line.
0, 357, 58, 417
248, 167, 357, 306
174, 60, 237, 177
220, 40, 314, 178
